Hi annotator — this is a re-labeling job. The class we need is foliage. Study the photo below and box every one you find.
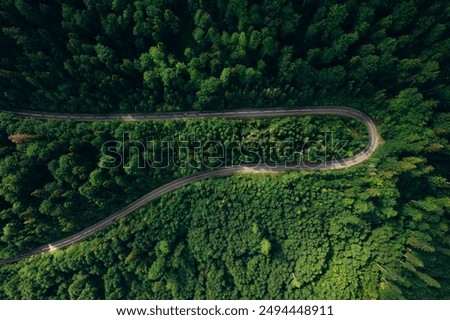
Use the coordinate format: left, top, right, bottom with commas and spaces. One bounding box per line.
0, 0, 449, 300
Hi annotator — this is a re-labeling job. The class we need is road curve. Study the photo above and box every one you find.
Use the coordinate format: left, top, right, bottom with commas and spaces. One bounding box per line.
0, 107, 379, 265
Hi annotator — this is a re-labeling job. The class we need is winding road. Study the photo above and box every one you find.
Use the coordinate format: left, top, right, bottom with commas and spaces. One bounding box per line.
0, 107, 379, 265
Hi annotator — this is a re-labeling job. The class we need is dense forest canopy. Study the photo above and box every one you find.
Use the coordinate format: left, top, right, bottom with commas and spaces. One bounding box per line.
0, 0, 449, 300
0, 0, 448, 115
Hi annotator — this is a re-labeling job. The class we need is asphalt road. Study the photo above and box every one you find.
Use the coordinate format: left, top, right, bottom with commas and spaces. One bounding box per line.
0, 107, 379, 265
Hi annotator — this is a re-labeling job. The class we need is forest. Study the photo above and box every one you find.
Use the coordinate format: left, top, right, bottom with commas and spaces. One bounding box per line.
0, 0, 449, 300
